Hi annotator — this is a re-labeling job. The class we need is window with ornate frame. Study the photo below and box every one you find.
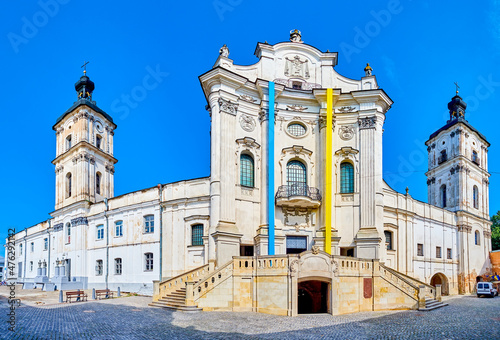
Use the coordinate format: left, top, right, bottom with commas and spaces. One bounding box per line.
340, 162, 354, 193
240, 154, 254, 187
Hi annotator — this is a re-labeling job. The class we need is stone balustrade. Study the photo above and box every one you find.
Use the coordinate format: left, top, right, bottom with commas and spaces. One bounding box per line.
154, 264, 211, 302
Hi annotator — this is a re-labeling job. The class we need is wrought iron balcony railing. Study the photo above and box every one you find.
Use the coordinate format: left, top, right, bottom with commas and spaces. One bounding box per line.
275, 184, 322, 201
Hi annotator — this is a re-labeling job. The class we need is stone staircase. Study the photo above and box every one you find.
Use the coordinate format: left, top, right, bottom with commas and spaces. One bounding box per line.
149, 286, 202, 312
419, 297, 448, 311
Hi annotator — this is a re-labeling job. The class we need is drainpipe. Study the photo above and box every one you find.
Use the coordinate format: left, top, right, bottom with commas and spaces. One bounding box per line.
104, 198, 109, 290
23, 229, 27, 280
47, 220, 51, 278
158, 184, 164, 282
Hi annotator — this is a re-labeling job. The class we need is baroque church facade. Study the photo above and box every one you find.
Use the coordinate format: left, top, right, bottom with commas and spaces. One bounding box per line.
7, 31, 492, 315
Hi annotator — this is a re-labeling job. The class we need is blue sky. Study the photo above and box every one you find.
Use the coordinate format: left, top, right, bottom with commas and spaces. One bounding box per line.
1, 0, 500, 242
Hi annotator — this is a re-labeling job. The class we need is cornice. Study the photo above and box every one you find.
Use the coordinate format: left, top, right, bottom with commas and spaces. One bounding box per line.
52, 141, 118, 165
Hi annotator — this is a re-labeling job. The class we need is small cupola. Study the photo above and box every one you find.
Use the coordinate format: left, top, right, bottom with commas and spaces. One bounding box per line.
447, 87, 467, 122
75, 74, 95, 100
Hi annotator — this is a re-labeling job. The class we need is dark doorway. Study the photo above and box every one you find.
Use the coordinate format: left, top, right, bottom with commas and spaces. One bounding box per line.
240, 245, 254, 256
430, 273, 449, 295
340, 247, 354, 257
286, 236, 307, 254
298, 280, 329, 314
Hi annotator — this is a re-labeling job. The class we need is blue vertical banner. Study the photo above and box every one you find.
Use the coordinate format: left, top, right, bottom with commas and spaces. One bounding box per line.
268, 81, 275, 255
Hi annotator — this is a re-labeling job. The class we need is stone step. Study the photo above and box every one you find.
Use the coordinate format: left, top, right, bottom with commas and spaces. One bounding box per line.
168, 292, 186, 298
419, 300, 448, 311
159, 297, 186, 304
148, 302, 202, 312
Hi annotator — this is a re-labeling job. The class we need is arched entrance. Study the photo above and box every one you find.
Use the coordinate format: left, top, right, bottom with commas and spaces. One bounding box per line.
430, 273, 449, 295
297, 280, 329, 314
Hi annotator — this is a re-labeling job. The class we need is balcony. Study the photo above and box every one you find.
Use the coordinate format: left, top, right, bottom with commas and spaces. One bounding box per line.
275, 184, 322, 209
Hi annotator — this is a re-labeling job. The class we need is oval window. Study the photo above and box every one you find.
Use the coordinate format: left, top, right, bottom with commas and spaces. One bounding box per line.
287, 123, 306, 137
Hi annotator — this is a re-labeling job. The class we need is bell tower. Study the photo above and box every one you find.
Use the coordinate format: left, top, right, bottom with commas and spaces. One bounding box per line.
425, 90, 490, 219
52, 68, 117, 210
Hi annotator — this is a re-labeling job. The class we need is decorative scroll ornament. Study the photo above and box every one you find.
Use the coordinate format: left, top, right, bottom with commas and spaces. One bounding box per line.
338, 106, 356, 113
286, 105, 307, 112
239, 114, 256, 132
258, 108, 268, 123
358, 116, 377, 129
218, 98, 238, 115
284, 55, 310, 79
239, 95, 256, 103
339, 125, 355, 141
71, 217, 88, 227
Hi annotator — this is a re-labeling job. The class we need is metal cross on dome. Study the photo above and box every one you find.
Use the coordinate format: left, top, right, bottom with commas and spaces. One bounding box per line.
454, 81, 460, 95
81, 61, 89, 75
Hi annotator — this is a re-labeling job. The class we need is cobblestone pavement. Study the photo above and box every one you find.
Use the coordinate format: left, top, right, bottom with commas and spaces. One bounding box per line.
0, 294, 499, 339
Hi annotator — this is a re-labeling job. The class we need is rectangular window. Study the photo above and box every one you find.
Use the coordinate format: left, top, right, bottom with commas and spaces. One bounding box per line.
144, 215, 154, 233
115, 258, 122, 275
31, 242, 34, 252
96, 135, 102, 149
191, 224, 203, 246
145, 253, 153, 271
30, 261, 33, 272
447, 248, 452, 259
97, 225, 104, 240
20, 244, 23, 255
115, 221, 123, 237
417, 243, 424, 256
96, 260, 103, 276
286, 236, 307, 254
436, 246, 442, 258
44, 238, 48, 251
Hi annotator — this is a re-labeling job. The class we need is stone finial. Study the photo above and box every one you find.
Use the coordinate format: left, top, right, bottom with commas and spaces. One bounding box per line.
405, 187, 409, 195
219, 44, 229, 57
364, 63, 373, 76
290, 29, 302, 43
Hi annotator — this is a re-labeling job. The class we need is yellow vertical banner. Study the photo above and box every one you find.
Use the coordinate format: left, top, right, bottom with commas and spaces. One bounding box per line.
325, 88, 333, 254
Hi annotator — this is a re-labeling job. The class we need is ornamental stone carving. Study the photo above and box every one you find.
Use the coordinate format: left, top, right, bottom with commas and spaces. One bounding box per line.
426, 177, 436, 185
484, 230, 492, 238
219, 44, 229, 57
284, 55, 310, 79
258, 108, 268, 123
218, 98, 238, 115
339, 125, 355, 141
358, 116, 377, 129
53, 223, 63, 232
457, 224, 472, 233
311, 245, 320, 255
239, 94, 255, 103
338, 106, 356, 113
239, 114, 256, 132
286, 105, 307, 112
71, 217, 88, 226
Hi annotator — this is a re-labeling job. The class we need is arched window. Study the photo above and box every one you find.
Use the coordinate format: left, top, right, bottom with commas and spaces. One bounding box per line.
287, 160, 307, 196
475, 230, 480, 245
96, 135, 102, 149
473, 185, 479, 209
191, 224, 203, 246
384, 231, 393, 250
66, 173, 72, 198
65, 222, 71, 244
440, 185, 447, 208
66, 135, 72, 151
340, 162, 354, 193
240, 154, 254, 187
96, 172, 102, 195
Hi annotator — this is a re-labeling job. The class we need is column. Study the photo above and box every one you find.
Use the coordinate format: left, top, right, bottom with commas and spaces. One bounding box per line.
324, 89, 333, 254
268, 82, 275, 255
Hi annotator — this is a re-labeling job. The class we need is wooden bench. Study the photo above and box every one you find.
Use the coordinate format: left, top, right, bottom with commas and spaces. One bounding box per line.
96, 289, 114, 299
65, 290, 88, 303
